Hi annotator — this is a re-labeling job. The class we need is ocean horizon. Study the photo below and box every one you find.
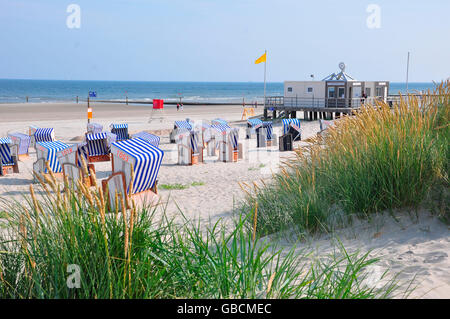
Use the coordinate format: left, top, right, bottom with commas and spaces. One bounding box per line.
0, 79, 438, 104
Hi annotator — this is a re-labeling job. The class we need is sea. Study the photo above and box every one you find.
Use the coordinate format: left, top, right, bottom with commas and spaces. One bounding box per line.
0, 79, 438, 104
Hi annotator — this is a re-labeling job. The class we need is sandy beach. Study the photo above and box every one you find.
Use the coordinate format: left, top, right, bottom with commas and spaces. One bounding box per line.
0, 102, 448, 298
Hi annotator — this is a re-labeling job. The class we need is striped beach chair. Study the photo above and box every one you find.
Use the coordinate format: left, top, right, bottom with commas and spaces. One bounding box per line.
110, 124, 129, 142
176, 130, 202, 165
87, 122, 103, 134
255, 121, 275, 147
85, 132, 117, 163
211, 118, 229, 126
34, 128, 55, 143
282, 119, 302, 141
105, 138, 164, 210
211, 125, 239, 162
28, 125, 39, 148
170, 120, 193, 143
56, 144, 93, 188
8, 132, 31, 159
132, 131, 160, 148
34, 141, 68, 180
246, 118, 263, 139
0, 138, 19, 176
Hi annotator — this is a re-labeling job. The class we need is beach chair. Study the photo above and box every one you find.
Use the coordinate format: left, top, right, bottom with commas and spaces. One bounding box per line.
8, 132, 31, 160
33, 141, 68, 181
87, 122, 103, 134
110, 124, 129, 142
132, 131, 160, 148
282, 119, 302, 142
34, 128, 55, 143
203, 126, 217, 156
105, 138, 164, 210
211, 118, 229, 126
211, 125, 239, 162
176, 130, 202, 165
255, 121, 276, 147
84, 132, 117, 163
170, 120, 193, 143
56, 144, 93, 188
0, 138, 19, 176
28, 125, 39, 148
246, 118, 263, 139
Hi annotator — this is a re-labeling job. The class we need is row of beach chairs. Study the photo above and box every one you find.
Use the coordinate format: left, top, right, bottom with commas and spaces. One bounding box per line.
170, 118, 242, 165
1, 123, 164, 210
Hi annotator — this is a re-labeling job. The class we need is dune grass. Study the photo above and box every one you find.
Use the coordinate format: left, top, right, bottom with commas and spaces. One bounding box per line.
0, 170, 404, 298
241, 81, 449, 236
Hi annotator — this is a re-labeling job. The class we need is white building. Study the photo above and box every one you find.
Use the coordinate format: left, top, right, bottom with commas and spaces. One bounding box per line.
283, 63, 389, 108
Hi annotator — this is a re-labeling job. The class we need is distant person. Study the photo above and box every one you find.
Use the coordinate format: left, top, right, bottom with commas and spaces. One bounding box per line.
177, 103, 180, 111
180, 103, 184, 111
361, 92, 367, 105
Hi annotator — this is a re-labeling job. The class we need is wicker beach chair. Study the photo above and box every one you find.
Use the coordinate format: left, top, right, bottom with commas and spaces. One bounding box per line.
176, 130, 202, 165
132, 131, 160, 148
0, 138, 19, 176
33, 141, 68, 181
87, 122, 103, 134
110, 124, 129, 142
246, 118, 263, 139
105, 138, 164, 210
282, 119, 302, 141
84, 132, 116, 163
8, 132, 31, 160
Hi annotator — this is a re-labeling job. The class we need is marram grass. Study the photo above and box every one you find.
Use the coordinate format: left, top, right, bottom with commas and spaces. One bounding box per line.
0, 166, 405, 298
242, 81, 449, 236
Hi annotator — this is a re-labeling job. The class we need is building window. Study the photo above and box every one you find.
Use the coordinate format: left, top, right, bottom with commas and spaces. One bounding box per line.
338, 87, 345, 98
328, 87, 335, 98
307, 87, 313, 93
375, 87, 383, 97
287, 87, 293, 92
365, 88, 371, 97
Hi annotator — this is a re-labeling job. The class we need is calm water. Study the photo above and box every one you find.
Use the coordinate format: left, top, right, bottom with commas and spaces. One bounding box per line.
0, 79, 437, 104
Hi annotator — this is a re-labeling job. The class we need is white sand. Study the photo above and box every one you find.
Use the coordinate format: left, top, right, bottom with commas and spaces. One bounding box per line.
0, 102, 448, 298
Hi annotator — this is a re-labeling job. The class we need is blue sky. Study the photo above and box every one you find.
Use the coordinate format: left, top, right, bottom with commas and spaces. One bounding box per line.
0, 0, 449, 82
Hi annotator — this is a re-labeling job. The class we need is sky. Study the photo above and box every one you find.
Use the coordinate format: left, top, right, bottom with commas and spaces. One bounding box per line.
0, 0, 449, 82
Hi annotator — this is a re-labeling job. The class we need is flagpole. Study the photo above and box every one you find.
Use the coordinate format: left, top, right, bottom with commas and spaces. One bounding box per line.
263, 50, 267, 109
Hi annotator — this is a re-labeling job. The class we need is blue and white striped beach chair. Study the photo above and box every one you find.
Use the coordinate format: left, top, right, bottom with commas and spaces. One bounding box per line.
34, 141, 68, 178
282, 119, 302, 141
211, 125, 239, 162
110, 124, 129, 142
8, 132, 31, 159
246, 118, 263, 139
175, 130, 202, 165
132, 131, 160, 148
34, 128, 55, 143
255, 121, 275, 147
170, 120, 193, 143
56, 144, 94, 188
0, 137, 19, 176
85, 132, 117, 162
105, 138, 164, 209
211, 118, 229, 126
87, 122, 103, 134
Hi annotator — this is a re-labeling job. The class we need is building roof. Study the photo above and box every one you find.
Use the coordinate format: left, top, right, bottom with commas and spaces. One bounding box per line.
322, 62, 356, 81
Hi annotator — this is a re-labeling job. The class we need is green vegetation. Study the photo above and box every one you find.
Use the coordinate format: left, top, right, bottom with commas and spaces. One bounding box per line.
241, 81, 449, 236
159, 183, 189, 190
191, 181, 205, 187
0, 174, 405, 298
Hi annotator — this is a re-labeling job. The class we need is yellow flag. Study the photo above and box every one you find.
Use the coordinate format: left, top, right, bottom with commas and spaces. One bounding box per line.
255, 52, 266, 64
